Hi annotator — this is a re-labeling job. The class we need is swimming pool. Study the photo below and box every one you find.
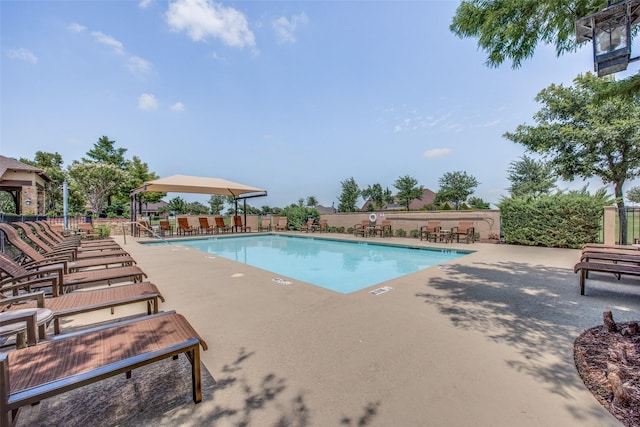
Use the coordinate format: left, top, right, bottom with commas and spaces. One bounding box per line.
162, 235, 471, 294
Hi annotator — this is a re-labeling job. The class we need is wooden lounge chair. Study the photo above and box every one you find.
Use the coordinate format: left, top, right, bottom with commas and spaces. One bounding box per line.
0, 253, 147, 295
233, 215, 251, 233
574, 261, 640, 295
317, 219, 328, 233
419, 221, 441, 242
3, 223, 127, 260
0, 224, 135, 272
374, 220, 392, 237
35, 221, 114, 249
258, 217, 271, 232
581, 251, 640, 265
275, 217, 288, 231
198, 217, 216, 235
299, 219, 315, 232
0, 311, 208, 427
354, 220, 370, 237
177, 217, 197, 236
2, 281, 164, 335
159, 220, 173, 237
214, 216, 231, 234
451, 221, 475, 243
581, 243, 640, 252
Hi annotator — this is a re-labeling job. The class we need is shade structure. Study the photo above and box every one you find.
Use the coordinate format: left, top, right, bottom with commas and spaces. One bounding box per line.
131, 174, 266, 198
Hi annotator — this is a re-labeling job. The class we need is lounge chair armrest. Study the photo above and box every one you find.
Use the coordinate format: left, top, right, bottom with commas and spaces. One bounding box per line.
1, 274, 59, 296
0, 291, 45, 308
25, 262, 68, 276
22, 259, 69, 274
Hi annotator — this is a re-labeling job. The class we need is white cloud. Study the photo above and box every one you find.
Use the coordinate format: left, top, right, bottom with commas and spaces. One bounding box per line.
165, 0, 255, 48
171, 102, 185, 111
138, 93, 159, 111
423, 148, 452, 159
92, 31, 124, 55
475, 119, 501, 128
139, 0, 154, 8
68, 22, 87, 33
127, 56, 152, 75
7, 48, 37, 64
272, 12, 308, 44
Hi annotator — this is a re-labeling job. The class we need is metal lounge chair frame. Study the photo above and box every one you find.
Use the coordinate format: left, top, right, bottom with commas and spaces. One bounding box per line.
574, 261, 640, 295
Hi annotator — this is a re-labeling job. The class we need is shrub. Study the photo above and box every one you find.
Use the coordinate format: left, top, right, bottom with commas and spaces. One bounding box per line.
395, 228, 406, 237
94, 224, 111, 238
336, 226, 345, 233
410, 229, 420, 238
499, 192, 606, 248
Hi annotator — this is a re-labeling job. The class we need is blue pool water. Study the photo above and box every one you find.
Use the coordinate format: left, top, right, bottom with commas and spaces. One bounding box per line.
164, 235, 470, 294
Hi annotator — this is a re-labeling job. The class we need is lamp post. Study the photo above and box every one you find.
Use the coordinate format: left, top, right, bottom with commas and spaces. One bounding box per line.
576, 0, 640, 77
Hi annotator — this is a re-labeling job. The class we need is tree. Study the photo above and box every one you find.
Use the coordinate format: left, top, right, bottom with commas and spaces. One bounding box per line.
0, 192, 15, 213
394, 175, 423, 211
208, 195, 226, 214
83, 136, 127, 169
306, 196, 318, 207
504, 73, 640, 243
627, 186, 640, 204
507, 155, 556, 197
450, 1, 605, 68
166, 197, 187, 215
450, 1, 639, 92
467, 197, 491, 209
19, 151, 67, 214
361, 183, 394, 210
337, 177, 360, 212
124, 156, 164, 204
67, 162, 126, 214
437, 171, 479, 210
185, 201, 209, 215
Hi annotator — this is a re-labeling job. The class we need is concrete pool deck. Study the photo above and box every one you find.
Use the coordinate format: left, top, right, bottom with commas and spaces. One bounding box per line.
18, 233, 640, 426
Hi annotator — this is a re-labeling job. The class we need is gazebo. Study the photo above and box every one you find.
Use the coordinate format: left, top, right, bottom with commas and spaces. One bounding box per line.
129, 174, 267, 229
0, 155, 51, 215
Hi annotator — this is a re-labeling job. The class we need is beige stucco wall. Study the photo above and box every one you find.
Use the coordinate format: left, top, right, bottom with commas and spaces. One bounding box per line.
319, 210, 501, 240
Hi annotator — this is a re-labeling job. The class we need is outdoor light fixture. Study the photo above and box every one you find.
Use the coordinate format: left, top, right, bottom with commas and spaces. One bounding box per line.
576, 0, 640, 77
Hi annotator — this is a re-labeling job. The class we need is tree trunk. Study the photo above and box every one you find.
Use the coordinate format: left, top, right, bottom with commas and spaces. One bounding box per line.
615, 181, 628, 244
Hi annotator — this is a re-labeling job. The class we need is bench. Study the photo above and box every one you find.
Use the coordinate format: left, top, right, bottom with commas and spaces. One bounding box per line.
0, 311, 208, 427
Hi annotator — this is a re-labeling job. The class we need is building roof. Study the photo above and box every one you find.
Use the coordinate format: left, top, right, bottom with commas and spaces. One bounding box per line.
0, 155, 51, 182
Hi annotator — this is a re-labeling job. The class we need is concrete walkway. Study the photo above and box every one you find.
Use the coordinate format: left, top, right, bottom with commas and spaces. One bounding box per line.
28, 233, 640, 426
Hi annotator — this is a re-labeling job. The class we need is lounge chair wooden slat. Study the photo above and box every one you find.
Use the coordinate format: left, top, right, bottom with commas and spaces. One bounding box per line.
0, 312, 207, 426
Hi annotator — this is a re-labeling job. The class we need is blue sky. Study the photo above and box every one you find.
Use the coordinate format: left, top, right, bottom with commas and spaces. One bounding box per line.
2, 0, 638, 209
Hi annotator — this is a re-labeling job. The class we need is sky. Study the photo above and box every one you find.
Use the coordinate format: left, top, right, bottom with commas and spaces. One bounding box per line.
2, 0, 639, 210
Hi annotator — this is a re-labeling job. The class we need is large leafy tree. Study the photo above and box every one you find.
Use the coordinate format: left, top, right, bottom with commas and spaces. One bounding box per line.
507, 155, 557, 197
337, 177, 361, 212
450, 1, 639, 92
361, 183, 394, 211
83, 136, 127, 168
504, 72, 640, 243
451, 0, 607, 68
124, 155, 165, 212
436, 171, 479, 210
394, 175, 423, 211
67, 162, 126, 214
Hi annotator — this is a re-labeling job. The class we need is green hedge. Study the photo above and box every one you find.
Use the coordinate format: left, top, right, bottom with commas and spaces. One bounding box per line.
499, 193, 603, 248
